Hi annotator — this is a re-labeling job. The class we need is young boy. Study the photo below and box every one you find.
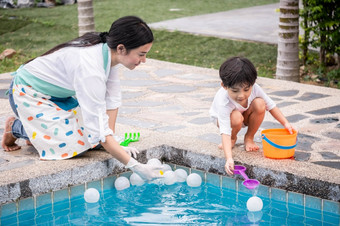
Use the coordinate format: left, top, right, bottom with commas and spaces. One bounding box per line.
209, 57, 294, 175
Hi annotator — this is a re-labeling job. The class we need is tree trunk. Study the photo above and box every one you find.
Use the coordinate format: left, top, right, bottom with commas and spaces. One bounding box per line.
276, 0, 300, 82
302, 0, 309, 66
77, 0, 95, 37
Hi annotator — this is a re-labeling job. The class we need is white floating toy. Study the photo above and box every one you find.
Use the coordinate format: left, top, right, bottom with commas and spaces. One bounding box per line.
84, 188, 100, 203
114, 176, 130, 191
246, 196, 263, 212
162, 164, 172, 172
130, 173, 145, 186
147, 158, 162, 166
186, 173, 202, 187
163, 171, 177, 185
174, 169, 188, 182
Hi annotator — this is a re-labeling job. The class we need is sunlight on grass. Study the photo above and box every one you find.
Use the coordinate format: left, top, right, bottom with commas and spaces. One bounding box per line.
0, 0, 279, 74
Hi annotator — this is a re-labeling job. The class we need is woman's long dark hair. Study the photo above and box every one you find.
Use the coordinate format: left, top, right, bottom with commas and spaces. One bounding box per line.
26, 16, 153, 63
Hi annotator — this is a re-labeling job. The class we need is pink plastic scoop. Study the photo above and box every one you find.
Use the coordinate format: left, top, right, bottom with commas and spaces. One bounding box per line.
234, 165, 260, 190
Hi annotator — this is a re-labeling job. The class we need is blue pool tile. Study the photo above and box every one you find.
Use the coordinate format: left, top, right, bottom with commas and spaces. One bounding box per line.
323, 199, 340, 214
1, 215, 18, 225
103, 175, 116, 190
288, 191, 304, 205
222, 176, 236, 190
0, 202, 17, 217
271, 200, 288, 215
323, 212, 340, 225
288, 203, 304, 216
286, 214, 306, 225
19, 197, 34, 211
36, 202, 52, 217
175, 165, 189, 172
70, 184, 85, 198
206, 172, 220, 187
70, 195, 85, 210
36, 192, 52, 208
54, 188, 69, 203
53, 199, 70, 213
87, 180, 102, 191
305, 211, 322, 224
35, 212, 54, 225
271, 187, 287, 202
256, 184, 270, 198
305, 195, 322, 211
19, 212, 36, 225
305, 208, 322, 221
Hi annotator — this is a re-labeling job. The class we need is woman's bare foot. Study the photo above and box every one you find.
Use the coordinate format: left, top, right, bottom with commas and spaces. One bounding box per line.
26, 140, 32, 146
2, 117, 21, 152
244, 136, 259, 152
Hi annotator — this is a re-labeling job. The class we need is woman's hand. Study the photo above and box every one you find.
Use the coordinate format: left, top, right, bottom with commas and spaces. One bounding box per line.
126, 158, 163, 181
122, 146, 139, 158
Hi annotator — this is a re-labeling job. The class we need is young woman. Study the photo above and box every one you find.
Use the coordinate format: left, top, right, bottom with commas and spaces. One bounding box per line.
2, 16, 161, 181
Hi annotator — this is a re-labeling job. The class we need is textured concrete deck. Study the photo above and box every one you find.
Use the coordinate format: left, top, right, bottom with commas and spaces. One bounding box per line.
0, 59, 339, 204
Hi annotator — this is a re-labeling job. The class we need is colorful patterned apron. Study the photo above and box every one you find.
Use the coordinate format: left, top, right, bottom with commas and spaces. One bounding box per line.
12, 83, 97, 160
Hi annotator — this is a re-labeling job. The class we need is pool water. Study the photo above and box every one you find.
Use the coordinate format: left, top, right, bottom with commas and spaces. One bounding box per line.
1, 181, 339, 225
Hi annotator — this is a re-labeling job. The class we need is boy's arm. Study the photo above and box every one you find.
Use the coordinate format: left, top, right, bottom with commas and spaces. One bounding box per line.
221, 133, 234, 175
269, 107, 294, 134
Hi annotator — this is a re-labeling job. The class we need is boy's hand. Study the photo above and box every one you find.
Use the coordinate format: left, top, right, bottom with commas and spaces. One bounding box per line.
284, 122, 297, 134
225, 158, 234, 175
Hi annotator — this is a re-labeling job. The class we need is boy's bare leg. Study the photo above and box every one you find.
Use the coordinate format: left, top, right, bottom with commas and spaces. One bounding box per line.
2, 117, 21, 151
230, 110, 243, 148
219, 110, 243, 149
243, 98, 265, 152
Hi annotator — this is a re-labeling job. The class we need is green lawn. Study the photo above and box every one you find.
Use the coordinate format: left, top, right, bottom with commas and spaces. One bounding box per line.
0, 0, 279, 76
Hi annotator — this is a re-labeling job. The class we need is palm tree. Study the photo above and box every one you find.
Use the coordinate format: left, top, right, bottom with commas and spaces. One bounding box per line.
77, 0, 95, 37
276, 0, 300, 82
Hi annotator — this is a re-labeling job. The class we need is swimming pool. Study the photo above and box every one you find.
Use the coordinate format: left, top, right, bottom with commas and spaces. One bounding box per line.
1, 164, 339, 225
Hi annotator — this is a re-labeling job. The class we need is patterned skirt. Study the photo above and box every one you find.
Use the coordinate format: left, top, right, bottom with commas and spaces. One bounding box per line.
12, 83, 98, 160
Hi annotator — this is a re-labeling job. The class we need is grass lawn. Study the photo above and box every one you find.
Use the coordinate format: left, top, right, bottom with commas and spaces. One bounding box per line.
1, 0, 278, 76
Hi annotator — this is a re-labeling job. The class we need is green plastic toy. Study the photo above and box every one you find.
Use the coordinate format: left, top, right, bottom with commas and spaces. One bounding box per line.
120, 132, 140, 147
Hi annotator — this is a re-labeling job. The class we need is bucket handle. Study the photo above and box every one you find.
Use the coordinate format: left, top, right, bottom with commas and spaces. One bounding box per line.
261, 134, 297, 150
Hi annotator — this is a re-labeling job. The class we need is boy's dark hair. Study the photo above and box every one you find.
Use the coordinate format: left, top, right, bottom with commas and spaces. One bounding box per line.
219, 57, 257, 88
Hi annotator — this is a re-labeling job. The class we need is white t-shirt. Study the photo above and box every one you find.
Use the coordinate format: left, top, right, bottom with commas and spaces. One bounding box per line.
209, 83, 276, 135
22, 44, 121, 144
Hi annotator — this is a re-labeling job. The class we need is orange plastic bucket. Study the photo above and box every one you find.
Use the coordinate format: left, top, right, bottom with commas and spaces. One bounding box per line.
261, 128, 297, 159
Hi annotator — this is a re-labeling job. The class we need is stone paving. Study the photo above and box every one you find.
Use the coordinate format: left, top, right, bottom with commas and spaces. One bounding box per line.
0, 59, 339, 194
0, 3, 340, 204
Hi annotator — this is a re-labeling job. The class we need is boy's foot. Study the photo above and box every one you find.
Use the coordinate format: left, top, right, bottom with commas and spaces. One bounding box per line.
2, 117, 21, 152
244, 137, 259, 152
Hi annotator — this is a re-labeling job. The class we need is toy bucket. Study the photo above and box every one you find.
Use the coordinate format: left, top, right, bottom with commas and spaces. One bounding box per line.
261, 128, 297, 159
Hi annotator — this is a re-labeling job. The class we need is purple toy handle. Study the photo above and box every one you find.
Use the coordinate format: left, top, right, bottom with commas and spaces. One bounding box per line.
234, 165, 260, 190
